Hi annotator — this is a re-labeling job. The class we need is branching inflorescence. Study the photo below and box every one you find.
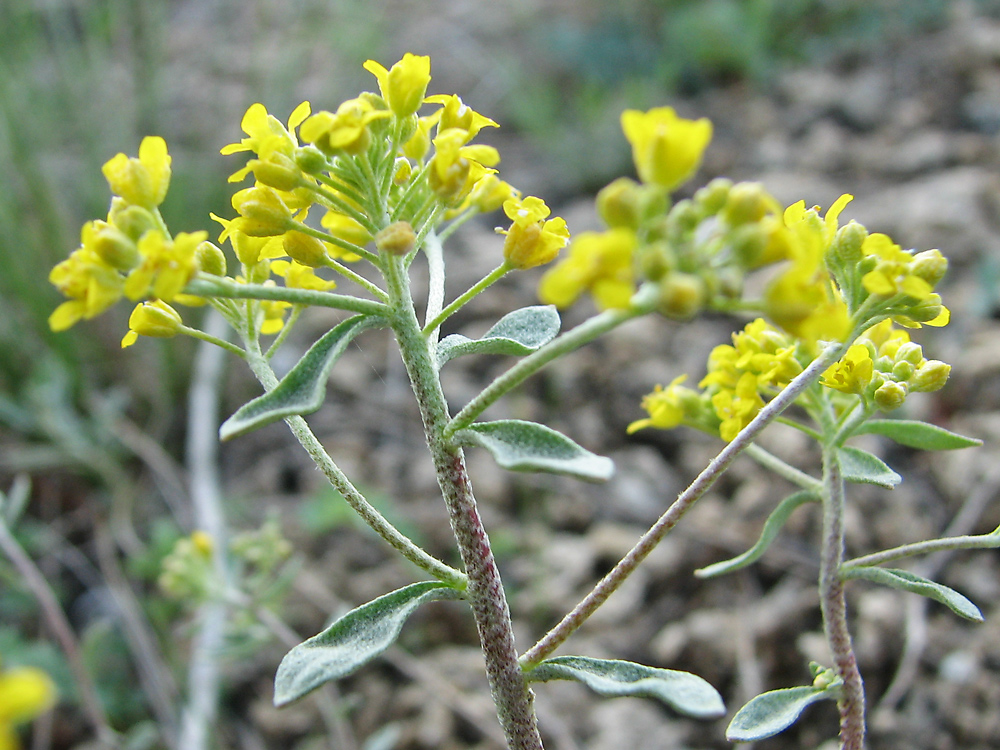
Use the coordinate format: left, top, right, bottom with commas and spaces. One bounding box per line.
44, 53, 992, 750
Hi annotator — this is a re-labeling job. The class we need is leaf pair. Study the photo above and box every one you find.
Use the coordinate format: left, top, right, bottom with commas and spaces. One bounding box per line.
275, 582, 725, 721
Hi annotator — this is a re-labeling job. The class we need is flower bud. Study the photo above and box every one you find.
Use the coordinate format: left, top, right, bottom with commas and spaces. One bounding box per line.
905, 293, 945, 323
910, 360, 951, 392
891, 360, 915, 381
393, 157, 412, 186
249, 155, 302, 192
375, 221, 416, 256
470, 175, 517, 213
234, 186, 294, 235
874, 381, 907, 411
829, 220, 867, 267
657, 272, 706, 320
195, 241, 227, 276
294, 145, 329, 175
694, 178, 732, 215
596, 177, 642, 229
665, 199, 702, 236
637, 241, 673, 281
894, 342, 924, 366
283, 231, 329, 267
109, 201, 158, 242
93, 224, 139, 270
121, 301, 183, 347
728, 224, 767, 268
910, 249, 948, 286
721, 182, 775, 226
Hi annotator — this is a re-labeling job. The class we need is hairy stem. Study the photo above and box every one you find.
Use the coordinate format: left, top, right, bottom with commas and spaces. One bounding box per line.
384, 255, 543, 750
819, 448, 866, 750
241, 336, 466, 588
186, 275, 388, 317
521, 341, 847, 668
423, 262, 512, 336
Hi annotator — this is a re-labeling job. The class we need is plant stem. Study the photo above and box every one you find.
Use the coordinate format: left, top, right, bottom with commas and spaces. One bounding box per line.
819, 446, 866, 750
520, 340, 847, 668
423, 262, 512, 336
187, 275, 388, 317
240, 337, 466, 589
842, 526, 1000, 570
446, 287, 659, 436
383, 255, 544, 750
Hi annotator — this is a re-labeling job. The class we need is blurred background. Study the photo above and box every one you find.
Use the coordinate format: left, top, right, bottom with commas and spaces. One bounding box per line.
4, 0, 1000, 748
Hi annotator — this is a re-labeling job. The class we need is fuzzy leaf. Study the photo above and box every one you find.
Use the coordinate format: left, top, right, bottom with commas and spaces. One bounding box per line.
221, 315, 376, 440
858, 419, 981, 451
838, 446, 901, 489
527, 656, 725, 719
436, 306, 560, 367
842, 566, 983, 622
453, 420, 614, 482
727, 684, 839, 742
696, 490, 818, 578
274, 582, 463, 706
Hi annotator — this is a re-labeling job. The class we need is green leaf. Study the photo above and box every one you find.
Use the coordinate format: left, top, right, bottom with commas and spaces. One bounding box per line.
221, 315, 376, 440
436, 306, 560, 367
858, 419, 981, 451
696, 490, 818, 578
453, 420, 614, 482
841, 566, 983, 622
274, 582, 463, 706
527, 656, 725, 719
727, 684, 839, 742
838, 445, 901, 489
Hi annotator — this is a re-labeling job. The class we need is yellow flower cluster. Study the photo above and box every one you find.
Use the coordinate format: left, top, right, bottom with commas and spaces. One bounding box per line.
48, 136, 209, 341
821, 320, 951, 410
0, 661, 55, 750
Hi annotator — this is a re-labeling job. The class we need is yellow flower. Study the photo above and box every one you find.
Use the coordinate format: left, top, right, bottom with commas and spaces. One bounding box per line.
538, 228, 637, 310
222, 102, 310, 160
424, 94, 498, 141
320, 211, 369, 260
102, 136, 172, 208
0, 663, 56, 750
860, 233, 934, 300
712, 371, 765, 442
300, 98, 391, 156
210, 214, 284, 266
468, 174, 520, 213
627, 375, 694, 433
821, 344, 874, 394
229, 186, 295, 237
620, 107, 712, 190
499, 196, 569, 270
270, 260, 337, 291
121, 300, 183, 347
48, 228, 126, 331
363, 54, 432, 117
124, 230, 207, 301
427, 128, 500, 203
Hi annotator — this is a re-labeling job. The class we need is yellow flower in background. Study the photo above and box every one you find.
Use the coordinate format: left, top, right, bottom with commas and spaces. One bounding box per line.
499, 196, 570, 270
121, 300, 183, 347
427, 128, 500, 203
627, 375, 693, 433
102, 136, 172, 208
538, 228, 636, 310
48, 228, 126, 331
821, 344, 874, 394
712, 371, 766, 442
363, 54, 432, 117
270, 260, 337, 291
0, 663, 56, 750
320, 211, 369, 260
620, 107, 712, 190
124, 230, 207, 301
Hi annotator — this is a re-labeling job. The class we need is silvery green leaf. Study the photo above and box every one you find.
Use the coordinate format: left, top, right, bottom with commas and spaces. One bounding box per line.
274, 582, 463, 706
436, 306, 560, 367
842, 566, 982, 622
221, 315, 376, 440
527, 656, 725, 719
858, 419, 981, 451
838, 445, 901, 489
453, 420, 613, 482
696, 490, 817, 578
727, 683, 839, 742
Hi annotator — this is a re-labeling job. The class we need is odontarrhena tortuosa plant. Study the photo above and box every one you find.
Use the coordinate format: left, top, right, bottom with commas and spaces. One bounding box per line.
48, 53, 993, 750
